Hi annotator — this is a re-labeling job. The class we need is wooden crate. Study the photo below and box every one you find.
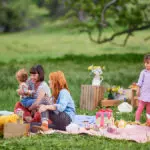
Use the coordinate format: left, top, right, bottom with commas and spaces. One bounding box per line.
101, 99, 122, 107
3, 123, 30, 138
80, 85, 104, 110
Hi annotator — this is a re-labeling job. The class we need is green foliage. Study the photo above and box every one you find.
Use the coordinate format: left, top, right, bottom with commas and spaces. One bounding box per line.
0, 0, 31, 32
65, 0, 150, 44
67, 0, 149, 27
44, 0, 67, 17
0, 0, 48, 32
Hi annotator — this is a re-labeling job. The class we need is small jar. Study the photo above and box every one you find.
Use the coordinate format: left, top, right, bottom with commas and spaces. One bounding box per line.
16, 109, 24, 124
83, 121, 90, 130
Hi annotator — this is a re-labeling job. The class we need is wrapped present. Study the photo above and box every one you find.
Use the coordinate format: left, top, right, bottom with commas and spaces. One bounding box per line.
96, 109, 113, 127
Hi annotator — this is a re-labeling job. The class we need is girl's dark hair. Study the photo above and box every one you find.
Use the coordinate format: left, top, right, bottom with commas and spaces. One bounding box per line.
30, 65, 44, 81
144, 54, 150, 62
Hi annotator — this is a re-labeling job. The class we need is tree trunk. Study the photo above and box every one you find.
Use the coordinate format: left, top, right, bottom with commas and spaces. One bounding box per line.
4, 25, 10, 32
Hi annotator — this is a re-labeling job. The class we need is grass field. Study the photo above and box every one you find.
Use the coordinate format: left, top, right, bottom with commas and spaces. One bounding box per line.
0, 21, 150, 63
0, 21, 150, 150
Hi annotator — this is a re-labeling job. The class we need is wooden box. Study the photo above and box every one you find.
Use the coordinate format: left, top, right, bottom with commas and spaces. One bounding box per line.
80, 85, 104, 110
3, 123, 30, 138
101, 89, 133, 107
101, 99, 122, 107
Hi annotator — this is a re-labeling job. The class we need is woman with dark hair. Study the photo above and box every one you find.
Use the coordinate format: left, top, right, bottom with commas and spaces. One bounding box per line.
14, 65, 51, 122
28, 65, 51, 109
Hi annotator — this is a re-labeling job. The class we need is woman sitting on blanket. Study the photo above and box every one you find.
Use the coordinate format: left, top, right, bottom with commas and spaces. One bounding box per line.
32, 71, 76, 131
14, 64, 51, 122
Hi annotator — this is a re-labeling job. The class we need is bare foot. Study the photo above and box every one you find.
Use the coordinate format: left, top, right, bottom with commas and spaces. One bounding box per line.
32, 125, 49, 132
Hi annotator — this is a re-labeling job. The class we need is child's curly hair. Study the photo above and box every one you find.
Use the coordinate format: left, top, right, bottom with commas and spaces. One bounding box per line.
16, 69, 28, 82
49, 71, 69, 101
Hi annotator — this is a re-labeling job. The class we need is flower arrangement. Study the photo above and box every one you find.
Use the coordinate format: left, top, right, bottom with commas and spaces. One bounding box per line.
107, 86, 124, 100
88, 65, 105, 86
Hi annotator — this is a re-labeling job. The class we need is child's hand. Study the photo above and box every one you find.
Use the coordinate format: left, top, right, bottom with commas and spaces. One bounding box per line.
16, 89, 24, 95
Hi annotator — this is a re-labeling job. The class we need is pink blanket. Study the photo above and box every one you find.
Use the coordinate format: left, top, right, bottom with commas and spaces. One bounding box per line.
54, 125, 150, 143
101, 125, 150, 143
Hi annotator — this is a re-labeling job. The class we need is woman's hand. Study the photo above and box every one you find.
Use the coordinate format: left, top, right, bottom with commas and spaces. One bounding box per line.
28, 103, 38, 111
39, 104, 56, 112
39, 105, 48, 112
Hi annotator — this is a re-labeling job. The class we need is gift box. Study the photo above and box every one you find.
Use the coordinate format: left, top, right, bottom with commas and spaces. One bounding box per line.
96, 109, 113, 127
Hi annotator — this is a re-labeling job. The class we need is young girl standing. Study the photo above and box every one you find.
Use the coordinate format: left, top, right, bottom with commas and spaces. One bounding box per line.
135, 54, 150, 122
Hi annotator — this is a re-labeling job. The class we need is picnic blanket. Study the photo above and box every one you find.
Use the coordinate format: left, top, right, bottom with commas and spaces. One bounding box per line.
1, 112, 150, 143
41, 115, 150, 143
74, 115, 95, 127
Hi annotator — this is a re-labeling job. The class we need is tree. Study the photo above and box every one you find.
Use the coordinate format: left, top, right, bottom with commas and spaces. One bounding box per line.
0, 0, 31, 32
32, 0, 45, 7
66, 0, 150, 45
44, 0, 68, 17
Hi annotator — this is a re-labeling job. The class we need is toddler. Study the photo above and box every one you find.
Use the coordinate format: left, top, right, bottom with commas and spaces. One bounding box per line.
16, 69, 35, 108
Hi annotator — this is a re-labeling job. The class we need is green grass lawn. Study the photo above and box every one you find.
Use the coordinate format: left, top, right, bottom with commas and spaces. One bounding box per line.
0, 21, 150, 149
0, 21, 150, 63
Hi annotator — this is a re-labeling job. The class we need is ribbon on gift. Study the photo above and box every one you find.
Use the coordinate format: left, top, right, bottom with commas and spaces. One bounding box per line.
96, 109, 112, 127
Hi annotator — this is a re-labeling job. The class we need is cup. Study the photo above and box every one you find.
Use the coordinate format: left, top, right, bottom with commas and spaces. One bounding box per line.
16, 109, 24, 124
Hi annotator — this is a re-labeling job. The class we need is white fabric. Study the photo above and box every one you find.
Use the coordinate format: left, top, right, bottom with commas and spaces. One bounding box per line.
36, 81, 51, 97
118, 102, 133, 112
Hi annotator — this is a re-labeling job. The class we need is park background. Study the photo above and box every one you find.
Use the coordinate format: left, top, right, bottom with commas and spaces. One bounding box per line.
0, 0, 150, 149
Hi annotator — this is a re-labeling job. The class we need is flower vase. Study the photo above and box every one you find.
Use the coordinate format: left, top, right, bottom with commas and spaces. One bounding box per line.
113, 93, 118, 100
108, 91, 114, 100
92, 74, 102, 86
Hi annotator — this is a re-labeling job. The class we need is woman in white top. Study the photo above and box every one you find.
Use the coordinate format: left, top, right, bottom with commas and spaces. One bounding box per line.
14, 65, 51, 121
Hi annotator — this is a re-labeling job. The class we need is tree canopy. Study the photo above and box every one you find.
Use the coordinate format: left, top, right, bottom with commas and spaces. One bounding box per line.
0, 0, 31, 32
0, 0, 150, 46
66, 0, 150, 45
